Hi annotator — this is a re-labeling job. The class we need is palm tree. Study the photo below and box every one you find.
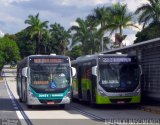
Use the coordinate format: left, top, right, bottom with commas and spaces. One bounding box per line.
25, 13, 49, 54
70, 18, 88, 46
135, 0, 160, 28
70, 18, 89, 54
87, 6, 111, 51
107, 3, 138, 47
40, 30, 50, 54
70, 18, 99, 54
49, 23, 70, 55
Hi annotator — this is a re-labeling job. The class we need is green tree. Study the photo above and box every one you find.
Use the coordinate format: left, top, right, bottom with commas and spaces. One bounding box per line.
87, 6, 111, 51
39, 30, 50, 54
49, 23, 70, 55
0, 53, 5, 71
66, 46, 82, 59
0, 37, 20, 71
135, 0, 160, 28
134, 22, 160, 43
25, 13, 49, 54
107, 3, 138, 47
70, 18, 99, 54
0, 52, 5, 71
10, 28, 36, 58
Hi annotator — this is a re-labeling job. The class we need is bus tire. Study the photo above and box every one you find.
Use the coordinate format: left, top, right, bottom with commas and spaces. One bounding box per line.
87, 91, 96, 108
71, 88, 76, 102
19, 97, 22, 103
59, 104, 65, 109
87, 91, 91, 104
27, 105, 32, 109
19, 90, 23, 102
22, 90, 27, 102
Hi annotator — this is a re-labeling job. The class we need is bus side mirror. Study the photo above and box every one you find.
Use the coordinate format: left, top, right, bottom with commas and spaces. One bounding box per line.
71, 67, 76, 77
22, 67, 28, 77
92, 66, 97, 76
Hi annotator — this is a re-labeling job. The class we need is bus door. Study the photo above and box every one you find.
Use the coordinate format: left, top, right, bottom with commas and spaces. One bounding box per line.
91, 60, 97, 103
91, 72, 96, 103
78, 65, 82, 99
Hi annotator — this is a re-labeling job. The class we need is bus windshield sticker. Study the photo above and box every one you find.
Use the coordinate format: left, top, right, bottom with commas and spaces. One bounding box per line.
51, 82, 57, 89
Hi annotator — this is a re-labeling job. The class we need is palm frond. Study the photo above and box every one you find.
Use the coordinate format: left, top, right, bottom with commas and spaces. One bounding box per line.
135, 4, 151, 14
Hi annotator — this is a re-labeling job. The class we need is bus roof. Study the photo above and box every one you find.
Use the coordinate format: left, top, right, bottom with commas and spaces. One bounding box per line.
72, 54, 134, 64
28, 55, 69, 58
17, 55, 70, 68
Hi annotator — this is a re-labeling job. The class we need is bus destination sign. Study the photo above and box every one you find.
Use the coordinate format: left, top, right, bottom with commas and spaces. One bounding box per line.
102, 57, 132, 63
32, 58, 66, 63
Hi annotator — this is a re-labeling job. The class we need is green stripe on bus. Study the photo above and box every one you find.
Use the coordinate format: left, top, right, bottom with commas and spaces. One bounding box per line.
96, 94, 141, 104
81, 79, 92, 92
130, 96, 141, 103
96, 94, 112, 104
29, 86, 69, 100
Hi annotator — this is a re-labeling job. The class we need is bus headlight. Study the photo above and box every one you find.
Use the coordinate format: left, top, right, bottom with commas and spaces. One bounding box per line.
28, 91, 40, 104
98, 89, 106, 96
29, 91, 35, 97
61, 92, 71, 104
61, 96, 70, 104
136, 89, 141, 94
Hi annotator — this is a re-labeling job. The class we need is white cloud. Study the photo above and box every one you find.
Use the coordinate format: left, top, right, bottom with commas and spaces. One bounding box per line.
1, 0, 30, 6
0, 11, 25, 34
0, 12, 22, 24
123, 34, 136, 45
93, 0, 108, 5
54, 0, 147, 12
131, 23, 143, 32
55, 0, 107, 7
69, 21, 79, 27
0, 30, 4, 37
119, 0, 147, 12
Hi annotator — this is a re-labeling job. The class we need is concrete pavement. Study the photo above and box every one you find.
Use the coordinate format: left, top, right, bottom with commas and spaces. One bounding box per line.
0, 79, 21, 125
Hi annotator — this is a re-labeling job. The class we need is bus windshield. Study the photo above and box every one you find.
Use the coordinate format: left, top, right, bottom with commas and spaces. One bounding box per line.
99, 64, 139, 92
30, 64, 70, 92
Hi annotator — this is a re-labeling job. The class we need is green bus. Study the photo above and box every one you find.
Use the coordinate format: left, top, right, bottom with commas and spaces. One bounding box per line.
17, 55, 76, 108
71, 54, 142, 105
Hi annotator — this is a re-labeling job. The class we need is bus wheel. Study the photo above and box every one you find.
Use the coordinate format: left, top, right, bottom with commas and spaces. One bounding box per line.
27, 105, 32, 109
19, 93, 23, 102
87, 91, 95, 108
87, 91, 91, 104
71, 89, 76, 102
59, 104, 65, 109
19, 97, 22, 103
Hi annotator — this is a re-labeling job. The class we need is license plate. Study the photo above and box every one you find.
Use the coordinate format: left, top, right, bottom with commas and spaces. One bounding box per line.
117, 101, 125, 104
47, 102, 55, 104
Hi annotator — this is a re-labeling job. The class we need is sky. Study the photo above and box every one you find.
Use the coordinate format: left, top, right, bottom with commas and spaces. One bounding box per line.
0, 0, 147, 45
